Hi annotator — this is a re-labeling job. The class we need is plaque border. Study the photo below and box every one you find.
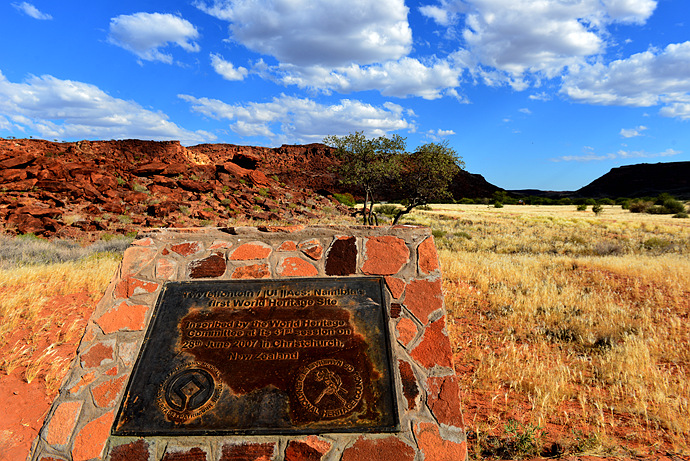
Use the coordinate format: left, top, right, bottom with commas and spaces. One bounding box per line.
112, 276, 400, 436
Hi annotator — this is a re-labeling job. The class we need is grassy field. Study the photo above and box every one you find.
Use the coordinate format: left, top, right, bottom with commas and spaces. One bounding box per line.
1, 204, 688, 458
402, 204, 690, 458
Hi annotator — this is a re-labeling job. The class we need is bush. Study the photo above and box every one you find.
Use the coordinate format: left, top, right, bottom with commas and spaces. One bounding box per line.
333, 192, 355, 207
628, 200, 652, 213
592, 204, 603, 215
673, 212, 689, 219
374, 204, 400, 217
576, 204, 587, 211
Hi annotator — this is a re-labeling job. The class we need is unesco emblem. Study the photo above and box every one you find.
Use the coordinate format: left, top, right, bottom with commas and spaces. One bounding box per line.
295, 359, 363, 419
157, 362, 221, 423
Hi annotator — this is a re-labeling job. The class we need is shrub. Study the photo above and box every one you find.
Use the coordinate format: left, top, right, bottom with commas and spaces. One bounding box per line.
628, 200, 652, 213
494, 201, 504, 208
592, 204, 603, 215
673, 212, 689, 219
333, 192, 356, 207
374, 204, 399, 217
576, 204, 587, 211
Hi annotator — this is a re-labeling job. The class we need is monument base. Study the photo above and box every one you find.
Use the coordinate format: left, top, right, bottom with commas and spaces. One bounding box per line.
31, 226, 466, 461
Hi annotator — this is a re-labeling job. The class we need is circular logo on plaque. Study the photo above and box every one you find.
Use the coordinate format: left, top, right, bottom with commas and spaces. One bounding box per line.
295, 359, 363, 418
157, 362, 221, 423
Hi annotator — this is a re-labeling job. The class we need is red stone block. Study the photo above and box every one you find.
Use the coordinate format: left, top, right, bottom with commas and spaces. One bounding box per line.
361, 236, 409, 275
170, 242, 202, 256
341, 436, 415, 461
162, 447, 208, 460
398, 360, 419, 411
384, 276, 405, 299
96, 301, 148, 334
220, 442, 275, 461
70, 372, 95, 394
45, 400, 82, 445
258, 225, 305, 233
284, 436, 331, 461
231, 264, 271, 279
426, 375, 464, 428
156, 258, 176, 279
80, 343, 113, 368
298, 239, 323, 260
229, 242, 272, 260
396, 318, 418, 347
115, 277, 159, 298
404, 279, 443, 324
188, 252, 227, 278
278, 240, 298, 251
92, 375, 128, 408
410, 316, 452, 369
389, 303, 402, 318
72, 411, 115, 461
131, 237, 154, 246
278, 257, 318, 277
417, 236, 440, 274
110, 439, 150, 461
414, 422, 467, 461
325, 236, 357, 276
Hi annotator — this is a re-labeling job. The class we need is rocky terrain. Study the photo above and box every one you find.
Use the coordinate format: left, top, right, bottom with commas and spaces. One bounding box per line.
0, 138, 501, 239
0, 139, 352, 239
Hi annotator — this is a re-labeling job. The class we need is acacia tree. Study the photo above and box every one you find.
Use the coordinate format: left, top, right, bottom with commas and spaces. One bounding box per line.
324, 132, 406, 225
391, 141, 464, 224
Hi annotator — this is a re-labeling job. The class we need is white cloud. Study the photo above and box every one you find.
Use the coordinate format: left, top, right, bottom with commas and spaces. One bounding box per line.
210, 54, 248, 81
179, 93, 412, 144
263, 57, 463, 100
519, 108, 531, 114
12, 2, 52, 20
425, 128, 455, 141
529, 92, 551, 101
619, 125, 647, 137
562, 41, 690, 118
108, 13, 200, 64
417, 0, 658, 88
196, 0, 411, 67
602, 0, 657, 24
0, 71, 212, 145
552, 147, 680, 162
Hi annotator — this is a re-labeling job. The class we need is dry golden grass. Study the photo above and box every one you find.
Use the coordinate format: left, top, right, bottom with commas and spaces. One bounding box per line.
401, 204, 690, 457
0, 255, 120, 393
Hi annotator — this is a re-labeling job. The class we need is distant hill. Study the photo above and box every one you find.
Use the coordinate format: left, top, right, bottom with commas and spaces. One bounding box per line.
576, 162, 690, 199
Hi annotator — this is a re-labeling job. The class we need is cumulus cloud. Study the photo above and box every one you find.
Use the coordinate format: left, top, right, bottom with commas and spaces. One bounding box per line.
261, 57, 463, 100
620, 125, 647, 137
418, 0, 658, 88
12, 2, 52, 20
196, 0, 411, 67
602, 0, 657, 24
179, 93, 412, 144
0, 71, 212, 144
519, 108, 532, 114
561, 41, 690, 118
211, 54, 248, 81
425, 129, 455, 141
108, 12, 200, 64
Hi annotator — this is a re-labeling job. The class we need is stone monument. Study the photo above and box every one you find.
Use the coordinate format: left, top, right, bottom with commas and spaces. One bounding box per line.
31, 225, 466, 461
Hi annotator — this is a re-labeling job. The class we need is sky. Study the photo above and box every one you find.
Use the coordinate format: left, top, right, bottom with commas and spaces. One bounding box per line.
1, 0, 689, 191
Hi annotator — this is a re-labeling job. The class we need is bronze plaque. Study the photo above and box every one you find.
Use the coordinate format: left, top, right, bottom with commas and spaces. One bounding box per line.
113, 277, 399, 435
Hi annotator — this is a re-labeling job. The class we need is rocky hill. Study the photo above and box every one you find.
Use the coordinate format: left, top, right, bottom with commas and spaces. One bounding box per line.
0, 138, 502, 239
0, 139, 351, 239
575, 161, 690, 199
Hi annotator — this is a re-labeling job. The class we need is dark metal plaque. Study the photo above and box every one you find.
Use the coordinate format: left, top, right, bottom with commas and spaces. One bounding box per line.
113, 277, 399, 435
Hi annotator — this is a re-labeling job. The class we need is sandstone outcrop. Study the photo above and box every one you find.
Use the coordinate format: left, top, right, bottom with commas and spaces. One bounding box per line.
0, 139, 349, 239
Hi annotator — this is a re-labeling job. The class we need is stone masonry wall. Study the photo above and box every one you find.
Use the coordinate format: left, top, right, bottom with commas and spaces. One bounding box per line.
30, 225, 466, 461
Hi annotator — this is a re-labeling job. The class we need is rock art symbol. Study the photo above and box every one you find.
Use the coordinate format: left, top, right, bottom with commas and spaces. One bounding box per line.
295, 359, 363, 419
158, 362, 221, 423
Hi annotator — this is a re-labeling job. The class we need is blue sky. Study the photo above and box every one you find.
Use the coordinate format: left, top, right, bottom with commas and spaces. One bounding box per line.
1, 0, 688, 190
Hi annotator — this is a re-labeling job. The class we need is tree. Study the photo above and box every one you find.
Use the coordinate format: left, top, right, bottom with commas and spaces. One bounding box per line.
391, 141, 464, 224
324, 132, 406, 224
